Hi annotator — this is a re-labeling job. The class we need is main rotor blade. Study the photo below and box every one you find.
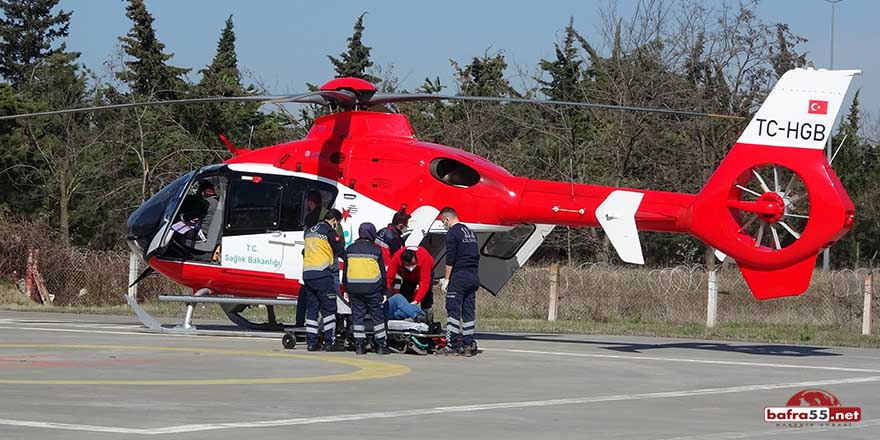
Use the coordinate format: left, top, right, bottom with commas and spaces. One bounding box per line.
369, 93, 746, 121
0, 90, 359, 121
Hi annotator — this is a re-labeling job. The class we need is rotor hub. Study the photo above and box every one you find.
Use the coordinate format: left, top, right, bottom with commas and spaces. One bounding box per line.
757, 192, 785, 223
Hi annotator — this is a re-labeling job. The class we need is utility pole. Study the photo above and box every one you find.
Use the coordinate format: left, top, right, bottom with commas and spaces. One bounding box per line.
823, 0, 843, 271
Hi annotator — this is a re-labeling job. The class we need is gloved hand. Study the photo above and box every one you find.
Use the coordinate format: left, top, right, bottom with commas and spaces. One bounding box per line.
439, 278, 448, 293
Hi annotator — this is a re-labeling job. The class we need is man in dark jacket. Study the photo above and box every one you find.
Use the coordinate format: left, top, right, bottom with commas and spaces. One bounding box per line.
343, 222, 390, 355
302, 209, 345, 351
376, 210, 410, 264
437, 207, 480, 357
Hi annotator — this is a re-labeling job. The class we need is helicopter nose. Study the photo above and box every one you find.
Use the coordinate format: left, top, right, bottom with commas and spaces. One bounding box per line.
125, 171, 195, 258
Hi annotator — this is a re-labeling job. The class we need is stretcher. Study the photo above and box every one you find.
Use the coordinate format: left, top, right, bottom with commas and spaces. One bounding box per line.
281, 317, 445, 355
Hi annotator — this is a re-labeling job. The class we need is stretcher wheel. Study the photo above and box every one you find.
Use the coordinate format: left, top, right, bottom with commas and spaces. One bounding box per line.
282, 332, 297, 349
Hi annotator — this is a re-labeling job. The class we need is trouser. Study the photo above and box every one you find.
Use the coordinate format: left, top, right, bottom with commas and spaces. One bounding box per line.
399, 279, 434, 310
383, 293, 426, 320
296, 265, 339, 327
350, 289, 386, 345
445, 270, 478, 349
303, 276, 337, 346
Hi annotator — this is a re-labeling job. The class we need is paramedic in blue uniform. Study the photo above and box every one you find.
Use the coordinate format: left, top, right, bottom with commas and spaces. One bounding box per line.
438, 207, 480, 357
302, 209, 345, 351
342, 222, 390, 355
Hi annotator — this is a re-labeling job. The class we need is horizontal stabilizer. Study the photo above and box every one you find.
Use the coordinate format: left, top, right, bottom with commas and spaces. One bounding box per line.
739, 255, 817, 300
596, 190, 645, 264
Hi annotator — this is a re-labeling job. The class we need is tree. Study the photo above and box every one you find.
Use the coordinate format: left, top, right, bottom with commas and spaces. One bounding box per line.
830, 91, 880, 266
769, 23, 808, 77
200, 15, 239, 92
190, 15, 286, 152
328, 13, 379, 83
538, 17, 585, 102
0, 0, 72, 87
116, 0, 189, 98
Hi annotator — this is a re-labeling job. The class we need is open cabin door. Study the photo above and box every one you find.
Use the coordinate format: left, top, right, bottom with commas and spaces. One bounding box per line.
477, 224, 555, 294
420, 224, 555, 295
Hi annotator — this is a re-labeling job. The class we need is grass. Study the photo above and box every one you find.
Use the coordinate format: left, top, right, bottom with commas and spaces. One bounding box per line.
1, 282, 878, 349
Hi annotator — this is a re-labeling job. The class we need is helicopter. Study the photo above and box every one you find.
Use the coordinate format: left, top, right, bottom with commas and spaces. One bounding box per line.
1, 67, 860, 332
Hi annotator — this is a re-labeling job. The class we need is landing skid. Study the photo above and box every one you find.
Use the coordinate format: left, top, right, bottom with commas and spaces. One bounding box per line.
124, 288, 294, 334
220, 304, 286, 331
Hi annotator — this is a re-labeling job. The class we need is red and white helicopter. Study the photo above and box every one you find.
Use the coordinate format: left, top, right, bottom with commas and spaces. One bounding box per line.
3, 67, 860, 331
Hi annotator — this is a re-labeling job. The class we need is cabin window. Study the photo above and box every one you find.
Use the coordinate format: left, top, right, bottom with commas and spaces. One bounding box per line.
430, 158, 481, 187
225, 179, 282, 233
279, 179, 338, 231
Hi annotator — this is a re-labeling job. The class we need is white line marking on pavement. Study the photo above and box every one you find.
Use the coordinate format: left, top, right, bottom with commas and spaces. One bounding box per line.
0, 376, 878, 435
657, 418, 880, 439
485, 348, 880, 373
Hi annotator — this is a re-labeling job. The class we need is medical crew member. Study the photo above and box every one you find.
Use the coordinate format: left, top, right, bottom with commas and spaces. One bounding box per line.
302, 209, 344, 351
386, 246, 435, 310
342, 223, 390, 355
438, 207, 480, 357
376, 210, 410, 264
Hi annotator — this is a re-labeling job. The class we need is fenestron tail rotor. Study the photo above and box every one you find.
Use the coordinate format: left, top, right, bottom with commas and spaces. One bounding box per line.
730, 164, 810, 251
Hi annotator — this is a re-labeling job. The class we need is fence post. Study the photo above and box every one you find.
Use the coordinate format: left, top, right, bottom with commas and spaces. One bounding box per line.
863, 271, 873, 336
706, 269, 718, 328
128, 251, 139, 300
548, 263, 560, 321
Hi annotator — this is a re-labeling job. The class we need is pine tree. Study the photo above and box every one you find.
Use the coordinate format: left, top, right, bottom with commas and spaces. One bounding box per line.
538, 17, 584, 101
116, 0, 189, 98
328, 13, 379, 83
188, 15, 285, 152
199, 15, 239, 93
0, 0, 72, 87
453, 53, 515, 97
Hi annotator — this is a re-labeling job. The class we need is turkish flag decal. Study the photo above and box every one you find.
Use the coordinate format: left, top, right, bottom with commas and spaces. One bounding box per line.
808, 100, 828, 115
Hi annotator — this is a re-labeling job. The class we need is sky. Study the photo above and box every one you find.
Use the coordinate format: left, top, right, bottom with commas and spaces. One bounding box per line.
60, 0, 879, 119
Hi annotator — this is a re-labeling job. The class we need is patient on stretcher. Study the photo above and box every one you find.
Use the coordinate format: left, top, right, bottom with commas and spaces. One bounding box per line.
384, 293, 427, 322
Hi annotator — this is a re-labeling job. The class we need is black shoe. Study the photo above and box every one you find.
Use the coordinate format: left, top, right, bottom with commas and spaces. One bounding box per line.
354, 343, 366, 355
306, 344, 321, 352
413, 314, 427, 324
322, 342, 340, 352
375, 343, 391, 355
468, 342, 482, 355
462, 346, 476, 357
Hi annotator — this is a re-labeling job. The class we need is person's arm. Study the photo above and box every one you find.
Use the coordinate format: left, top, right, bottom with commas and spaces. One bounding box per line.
341, 249, 349, 288
444, 227, 458, 282
386, 250, 400, 290
328, 228, 345, 257
377, 250, 387, 289
413, 252, 434, 304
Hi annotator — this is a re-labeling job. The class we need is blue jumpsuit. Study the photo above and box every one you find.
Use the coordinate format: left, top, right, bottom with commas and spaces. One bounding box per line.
445, 223, 480, 349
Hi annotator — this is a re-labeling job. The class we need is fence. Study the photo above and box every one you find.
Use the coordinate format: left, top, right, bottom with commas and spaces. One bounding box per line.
472, 264, 878, 334
1, 247, 877, 334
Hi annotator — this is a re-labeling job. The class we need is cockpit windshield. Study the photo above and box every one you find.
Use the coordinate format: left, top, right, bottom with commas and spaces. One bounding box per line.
126, 171, 195, 253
